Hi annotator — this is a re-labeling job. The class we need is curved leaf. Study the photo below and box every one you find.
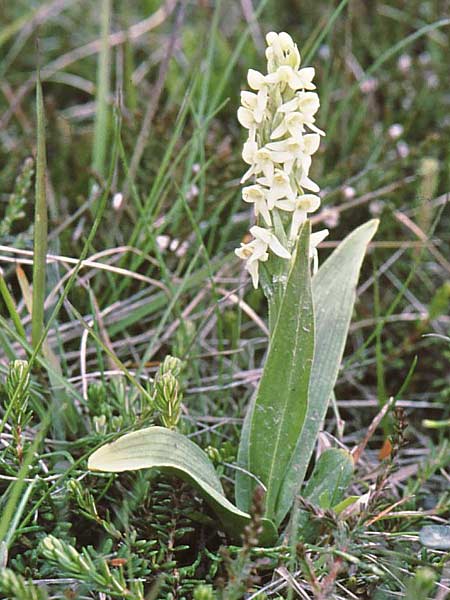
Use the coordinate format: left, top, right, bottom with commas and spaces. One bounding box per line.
88, 426, 277, 545
275, 219, 378, 524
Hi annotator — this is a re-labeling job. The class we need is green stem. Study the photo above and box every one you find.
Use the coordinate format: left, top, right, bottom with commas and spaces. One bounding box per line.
92, 0, 111, 179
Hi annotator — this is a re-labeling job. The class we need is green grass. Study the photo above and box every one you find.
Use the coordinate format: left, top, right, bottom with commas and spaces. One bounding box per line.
0, 1, 449, 598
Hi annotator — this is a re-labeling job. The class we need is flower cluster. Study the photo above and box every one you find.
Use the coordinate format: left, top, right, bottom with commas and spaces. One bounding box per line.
235, 31, 328, 288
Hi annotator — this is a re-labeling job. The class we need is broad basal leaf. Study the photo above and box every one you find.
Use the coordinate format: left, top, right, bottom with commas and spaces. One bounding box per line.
245, 223, 315, 521
88, 426, 277, 545
275, 219, 378, 524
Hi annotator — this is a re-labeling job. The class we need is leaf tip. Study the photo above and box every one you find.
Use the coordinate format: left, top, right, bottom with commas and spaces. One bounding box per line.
366, 218, 380, 235
87, 446, 107, 472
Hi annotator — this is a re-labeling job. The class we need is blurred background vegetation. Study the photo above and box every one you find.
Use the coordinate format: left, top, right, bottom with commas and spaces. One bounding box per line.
0, 1, 449, 598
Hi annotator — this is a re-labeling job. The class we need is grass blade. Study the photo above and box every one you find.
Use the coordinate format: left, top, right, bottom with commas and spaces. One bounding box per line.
31, 67, 48, 352
0, 270, 26, 340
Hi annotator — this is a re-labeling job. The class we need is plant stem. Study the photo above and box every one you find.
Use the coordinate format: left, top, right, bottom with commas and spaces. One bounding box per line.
92, 0, 111, 180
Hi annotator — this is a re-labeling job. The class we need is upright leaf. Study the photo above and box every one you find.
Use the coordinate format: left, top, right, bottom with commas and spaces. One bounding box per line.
235, 391, 255, 512
246, 223, 314, 521
88, 427, 277, 545
32, 69, 48, 351
275, 219, 379, 524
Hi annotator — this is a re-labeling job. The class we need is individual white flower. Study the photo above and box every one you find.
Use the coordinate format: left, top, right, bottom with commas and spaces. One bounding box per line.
270, 112, 305, 139
266, 134, 320, 174
310, 229, 329, 273
265, 31, 301, 72
274, 194, 321, 239
242, 139, 258, 165
274, 93, 324, 137
241, 90, 266, 123
257, 168, 295, 203
235, 240, 268, 289
247, 69, 267, 90
297, 91, 320, 115
266, 137, 303, 165
242, 185, 273, 226
235, 225, 290, 288
297, 154, 320, 193
237, 106, 257, 131
241, 147, 274, 183
279, 90, 319, 113
266, 65, 316, 91
250, 225, 291, 259
245, 70, 270, 124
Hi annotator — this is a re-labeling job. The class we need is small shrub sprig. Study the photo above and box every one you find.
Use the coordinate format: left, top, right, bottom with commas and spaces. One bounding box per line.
0, 568, 48, 600
4, 360, 32, 464
0, 157, 34, 240
153, 356, 184, 430
219, 487, 266, 599
40, 535, 145, 599
67, 479, 122, 539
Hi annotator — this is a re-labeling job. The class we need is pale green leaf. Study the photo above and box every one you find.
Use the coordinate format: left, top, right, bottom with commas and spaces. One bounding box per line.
88, 426, 277, 545
275, 219, 378, 524
333, 495, 360, 515
235, 392, 254, 512
294, 448, 354, 541
302, 449, 354, 509
246, 223, 314, 521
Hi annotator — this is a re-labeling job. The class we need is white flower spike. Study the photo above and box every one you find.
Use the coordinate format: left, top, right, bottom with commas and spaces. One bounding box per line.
235, 31, 328, 288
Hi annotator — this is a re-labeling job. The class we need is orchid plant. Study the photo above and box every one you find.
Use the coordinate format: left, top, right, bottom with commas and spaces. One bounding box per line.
88, 32, 378, 546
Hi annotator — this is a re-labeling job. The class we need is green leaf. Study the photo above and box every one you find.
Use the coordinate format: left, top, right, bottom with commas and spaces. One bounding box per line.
275, 219, 378, 524
302, 449, 353, 509
32, 68, 48, 352
245, 223, 314, 521
88, 426, 277, 545
333, 495, 360, 515
235, 392, 254, 512
294, 449, 354, 541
